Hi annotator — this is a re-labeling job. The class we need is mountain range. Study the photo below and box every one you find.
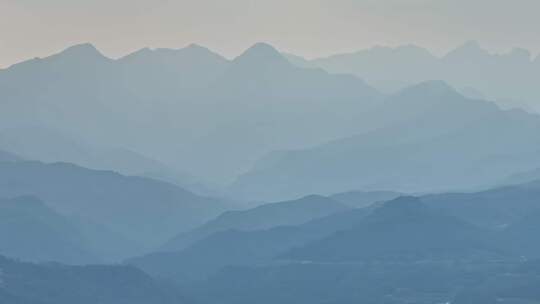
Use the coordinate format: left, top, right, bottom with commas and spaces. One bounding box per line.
231, 81, 540, 200
284, 197, 505, 262
3, 42, 540, 202
130, 180, 540, 284
0, 160, 229, 261
3, 39, 540, 304
0, 42, 379, 187
154, 192, 537, 304
162, 194, 349, 252
287, 41, 540, 112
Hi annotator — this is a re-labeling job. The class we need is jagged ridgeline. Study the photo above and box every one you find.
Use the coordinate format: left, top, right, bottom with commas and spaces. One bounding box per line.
1, 36, 540, 304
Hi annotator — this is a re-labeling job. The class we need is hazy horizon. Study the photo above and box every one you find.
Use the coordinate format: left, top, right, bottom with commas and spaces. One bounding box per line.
2, 0, 540, 68
2, 39, 539, 70
2, 2, 540, 303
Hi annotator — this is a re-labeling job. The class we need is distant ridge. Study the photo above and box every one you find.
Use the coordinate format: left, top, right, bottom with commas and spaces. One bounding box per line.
284, 196, 504, 262
0, 41, 381, 185
292, 41, 540, 112
231, 80, 540, 200
162, 194, 349, 251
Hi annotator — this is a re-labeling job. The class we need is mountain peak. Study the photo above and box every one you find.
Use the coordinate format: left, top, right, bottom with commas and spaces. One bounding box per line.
445, 40, 488, 59
233, 42, 288, 66
460, 40, 482, 49
509, 48, 532, 61
59, 43, 105, 59
185, 43, 208, 51
371, 196, 430, 220
396, 80, 459, 98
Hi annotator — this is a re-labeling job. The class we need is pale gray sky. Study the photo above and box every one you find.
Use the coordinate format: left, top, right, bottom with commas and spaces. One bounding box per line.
1, 0, 539, 68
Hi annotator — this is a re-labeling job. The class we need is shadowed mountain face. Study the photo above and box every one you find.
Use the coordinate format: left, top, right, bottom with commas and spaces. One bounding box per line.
0, 161, 229, 260
162, 195, 350, 252
231, 81, 540, 201
0, 42, 380, 186
421, 180, 540, 229
0, 255, 184, 304
131, 181, 540, 283
4, 38, 540, 304
0, 149, 20, 162
293, 41, 540, 112
158, 194, 531, 304
128, 203, 371, 282
0, 196, 96, 264
284, 197, 505, 262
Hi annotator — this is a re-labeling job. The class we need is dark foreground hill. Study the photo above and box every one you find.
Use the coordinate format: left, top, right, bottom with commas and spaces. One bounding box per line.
284, 197, 506, 262
162, 195, 349, 252
128, 206, 372, 282
0, 196, 96, 264
0, 161, 229, 261
0, 255, 185, 304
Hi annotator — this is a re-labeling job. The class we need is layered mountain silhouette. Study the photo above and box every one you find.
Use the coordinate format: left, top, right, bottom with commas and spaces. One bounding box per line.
231, 81, 540, 200
129, 201, 371, 282
290, 41, 540, 112
0, 126, 202, 192
162, 195, 349, 252
0, 196, 96, 264
131, 181, 540, 282
168, 195, 526, 304
329, 190, 402, 208
4, 39, 540, 304
0, 42, 380, 185
423, 179, 540, 229
284, 197, 505, 262
0, 161, 229, 261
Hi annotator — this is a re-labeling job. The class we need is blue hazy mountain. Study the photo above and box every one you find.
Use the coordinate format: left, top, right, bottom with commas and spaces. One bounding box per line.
500, 167, 540, 186
0, 161, 229, 260
329, 190, 402, 208
128, 202, 370, 282
284, 197, 505, 262
0, 255, 184, 304
174, 42, 381, 183
3, 39, 540, 304
294, 41, 540, 112
171, 196, 522, 304
0, 126, 195, 185
0, 196, 96, 264
131, 181, 540, 282
162, 195, 349, 252
0, 42, 380, 186
231, 81, 540, 200
116, 43, 229, 95
423, 180, 540, 229
423, 177, 540, 228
